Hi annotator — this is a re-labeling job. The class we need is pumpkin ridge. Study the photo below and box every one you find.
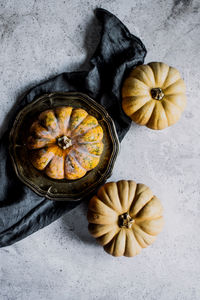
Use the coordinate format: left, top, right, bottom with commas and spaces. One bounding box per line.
161, 66, 170, 89
163, 78, 186, 95
130, 65, 155, 86
88, 223, 118, 238
30, 144, 60, 170
125, 228, 142, 256
71, 115, 99, 135
129, 76, 151, 90
139, 64, 156, 86
122, 96, 152, 116
137, 217, 164, 236
146, 102, 168, 130
129, 185, 153, 217
164, 94, 186, 111
72, 124, 99, 138
132, 184, 150, 204
76, 142, 104, 156
100, 183, 122, 213
32, 136, 55, 145
62, 152, 66, 178
136, 215, 163, 224
116, 180, 129, 212
133, 195, 155, 219
88, 210, 115, 219
161, 100, 182, 125
149, 63, 157, 86
162, 68, 181, 90
27, 136, 55, 149
125, 77, 150, 92
64, 153, 87, 180
106, 230, 121, 256
114, 229, 126, 256
77, 140, 103, 145
163, 78, 183, 91
88, 212, 117, 225
98, 193, 121, 213
133, 223, 150, 238
55, 106, 73, 134
78, 125, 103, 143
132, 223, 155, 248
122, 78, 150, 98
123, 95, 152, 102
160, 101, 170, 125
162, 97, 183, 111
134, 200, 163, 224
136, 184, 150, 195
131, 226, 143, 249
37, 149, 54, 171
43, 141, 57, 148
163, 92, 184, 97
131, 100, 155, 125
87, 209, 118, 225
104, 235, 116, 256
124, 230, 129, 255
63, 148, 75, 176
97, 227, 120, 246
125, 180, 137, 212
73, 147, 101, 158
45, 154, 65, 179
143, 65, 156, 85
39, 110, 59, 136
43, 146, 63, 173
72, 149, 100, 171
149, 62, 170, 87
98, 195, 121, 213
69, 109, 89, 131
30, 121, 55, 140
88, 197, 118, 216
66, 152, 87, 172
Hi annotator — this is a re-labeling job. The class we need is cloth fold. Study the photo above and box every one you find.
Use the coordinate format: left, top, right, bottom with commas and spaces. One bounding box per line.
0, 8, 146, 247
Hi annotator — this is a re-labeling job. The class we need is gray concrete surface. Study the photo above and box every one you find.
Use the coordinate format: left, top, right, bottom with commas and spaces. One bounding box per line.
0, 0, 200, 299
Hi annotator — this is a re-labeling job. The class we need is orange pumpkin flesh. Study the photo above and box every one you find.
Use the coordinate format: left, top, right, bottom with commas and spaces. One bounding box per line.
27, 106, 104, 180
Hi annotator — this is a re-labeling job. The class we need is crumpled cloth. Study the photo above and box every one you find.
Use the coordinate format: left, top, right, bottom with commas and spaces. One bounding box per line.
0, 8, 146, 247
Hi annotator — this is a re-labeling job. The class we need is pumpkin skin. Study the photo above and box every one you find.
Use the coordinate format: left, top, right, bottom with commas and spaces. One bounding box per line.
87, 180, 164, 257
27, 106, 104, 180
122, 62, 186, 130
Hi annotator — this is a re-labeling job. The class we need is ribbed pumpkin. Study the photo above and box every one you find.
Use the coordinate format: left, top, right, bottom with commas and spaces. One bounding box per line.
88, 180, 164, 257
122, 62, 186, 130
27, 106, 104, 180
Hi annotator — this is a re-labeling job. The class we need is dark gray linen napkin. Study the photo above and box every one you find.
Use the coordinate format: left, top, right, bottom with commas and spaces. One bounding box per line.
0, 8, 146, 247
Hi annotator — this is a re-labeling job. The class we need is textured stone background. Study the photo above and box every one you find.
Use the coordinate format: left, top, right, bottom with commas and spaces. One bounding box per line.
0, 0, 200, 299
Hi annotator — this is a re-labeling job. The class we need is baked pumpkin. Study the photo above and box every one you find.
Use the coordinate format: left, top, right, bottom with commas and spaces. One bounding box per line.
122, 62, 186, 130
88, 180, 164, 257
27, 106, 104, 180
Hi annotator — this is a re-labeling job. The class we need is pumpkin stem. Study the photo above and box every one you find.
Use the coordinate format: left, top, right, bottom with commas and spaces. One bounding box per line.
57, 135, 72, 149
151, 88, 164, 100
119, 212, 134, 229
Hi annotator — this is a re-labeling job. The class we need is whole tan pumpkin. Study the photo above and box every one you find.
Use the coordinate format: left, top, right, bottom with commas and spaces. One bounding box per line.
122, 62, 186, 130
88, 180, 164, 257
27, 106, 104, 180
